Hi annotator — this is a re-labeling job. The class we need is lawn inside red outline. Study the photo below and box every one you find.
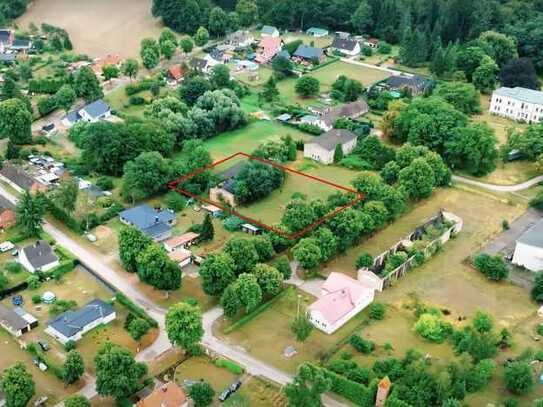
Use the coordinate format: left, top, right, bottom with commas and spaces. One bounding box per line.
167, 152, 365, 240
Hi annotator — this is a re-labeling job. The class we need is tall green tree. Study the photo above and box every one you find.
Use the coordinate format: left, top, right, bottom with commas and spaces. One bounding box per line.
224, 237, 259, 274
333, 144, 343, 163
121, 59, 139, 82
398, 158, 436, 200
55, 84, 77, 112
0, 362, 35, 407
119, 226, 152, 273
199, 252, 236, 296
236, 273, 262, 312
62, 350, 85, 385
165, 302, 204, 351
0, 98, 32, 144
290, 313, 313, 343
95, 342, 147, 401
434, 82, 481, 115
200, 213, 214, 242
137, 244, 182, 290
64, 395, 91, 407
53, 177, 79, 214
253, 263, 283, 296
73, 67, 104, 102
188, 381, 215, 407
351, 1, 373, 34
284, 363, 331, 407
295, 76, 320, 98
235, 0, 257, 27
122, 152, 171, 202
16, 192, 45, 237
208, 6, 229, 37
292, 238, 322, 270
194, 26, 210, 46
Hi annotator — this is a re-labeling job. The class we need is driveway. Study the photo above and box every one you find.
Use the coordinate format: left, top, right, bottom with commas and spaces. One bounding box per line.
453, 175, 543, 192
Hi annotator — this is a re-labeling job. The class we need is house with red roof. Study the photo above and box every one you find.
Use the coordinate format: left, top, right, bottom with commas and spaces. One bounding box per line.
255, 37, 282, 64
92, 54, 123, 76
167, 65, 185, 84
308, 272, 375, 334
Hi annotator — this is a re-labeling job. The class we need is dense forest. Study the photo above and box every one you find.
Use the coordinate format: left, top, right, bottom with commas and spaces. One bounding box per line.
0, 0, 28, 26
151, 0, 543, 75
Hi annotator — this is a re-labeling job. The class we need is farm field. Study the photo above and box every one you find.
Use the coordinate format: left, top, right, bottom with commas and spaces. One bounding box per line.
17, 0, 163, 59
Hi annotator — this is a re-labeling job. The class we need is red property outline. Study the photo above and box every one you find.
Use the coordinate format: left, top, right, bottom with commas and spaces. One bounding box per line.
167, 152, 365, 240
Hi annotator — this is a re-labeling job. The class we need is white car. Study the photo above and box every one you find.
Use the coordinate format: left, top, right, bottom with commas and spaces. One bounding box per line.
0, 241, 15, 253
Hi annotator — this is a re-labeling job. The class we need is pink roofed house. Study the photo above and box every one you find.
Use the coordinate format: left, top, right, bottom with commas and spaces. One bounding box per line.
255, 37, 282, 64
308, 272, 375, 334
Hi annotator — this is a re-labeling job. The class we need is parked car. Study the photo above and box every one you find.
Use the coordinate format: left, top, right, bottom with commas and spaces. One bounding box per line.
38, 362, 48, 371
38, 340, 50, 352
229, 380, 242, 393
11, 295, 23, 306
10, 249, 18, 256
0, 241, 15, 252
218, 388, 232, 402
34, 396, 48, 407
32, 357, 40, 367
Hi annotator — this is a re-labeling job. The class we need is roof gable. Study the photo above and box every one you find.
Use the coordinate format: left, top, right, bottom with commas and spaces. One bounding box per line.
331, 37, 358, 51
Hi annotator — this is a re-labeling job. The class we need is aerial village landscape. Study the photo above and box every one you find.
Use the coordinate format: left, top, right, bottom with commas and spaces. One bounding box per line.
1, 0, 543, 406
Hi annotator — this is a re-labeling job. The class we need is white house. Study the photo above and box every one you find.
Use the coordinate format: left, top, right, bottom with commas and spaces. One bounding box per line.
489, 87, 543, 123
45, 299, 116, 344
304, 129, 358, 165
62, 99, 111, 127
168, 249, 193, 269
512, 219, 543, 272
261, 25, 279, 38
314, 100, 369, 131
330, 36, 361, 56
19, 240, 59, 273
309, 272, 375, 334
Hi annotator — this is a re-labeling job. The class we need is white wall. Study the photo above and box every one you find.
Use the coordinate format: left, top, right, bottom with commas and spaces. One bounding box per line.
513, 241, 543, 272
304, 144, 333, 164
490, 92, 543, 123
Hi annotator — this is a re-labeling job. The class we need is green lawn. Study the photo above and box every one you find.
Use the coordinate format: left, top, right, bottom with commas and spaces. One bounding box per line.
218, 287, 370, 374
179, 120, 312, 161
174, 356, 238, 395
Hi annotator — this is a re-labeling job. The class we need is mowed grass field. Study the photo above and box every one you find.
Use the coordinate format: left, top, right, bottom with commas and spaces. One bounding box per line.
276, 61, 391, 105
17, 0, 163, 59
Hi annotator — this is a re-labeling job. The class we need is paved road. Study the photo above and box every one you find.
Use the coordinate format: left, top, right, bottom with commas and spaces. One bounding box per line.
453, 174, 543, 192
0, 184, 347, 406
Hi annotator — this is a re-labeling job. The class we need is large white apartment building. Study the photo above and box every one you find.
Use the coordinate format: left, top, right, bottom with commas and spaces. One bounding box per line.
489, 87, 543, 123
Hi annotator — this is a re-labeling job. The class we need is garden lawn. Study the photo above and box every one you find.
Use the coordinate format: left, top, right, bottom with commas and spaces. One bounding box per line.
104, 86, 154, 119
238, 156, 359, 225
174, 356, 238, 395
309, 61, 392, 88
218, 287, 370, 374
226, 376, 287, 406
234, 66, 274, 88
184, 120, 311, 161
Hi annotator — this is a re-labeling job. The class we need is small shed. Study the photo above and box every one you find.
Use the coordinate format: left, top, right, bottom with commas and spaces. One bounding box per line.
283, 345, 297, 358
306, 27, 329, 38
202, 204, 223, 218
241, 223, 261, 235
276, 113, 292, 123
41, 291, 56, 304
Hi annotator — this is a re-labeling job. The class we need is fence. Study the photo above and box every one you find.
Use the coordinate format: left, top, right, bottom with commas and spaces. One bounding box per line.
358, 210, 463, 291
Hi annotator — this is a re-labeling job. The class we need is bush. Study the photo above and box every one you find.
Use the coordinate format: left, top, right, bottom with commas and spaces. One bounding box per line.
214, 358, 243, 375
537, 324, 543, 336
5, 262, 22, 274
26, 275, 41, 290
223, 216, 244, 231
64, 340, 76, 351
414, 313, 451, 343
368, 303, 386, 320
164, 191, 186, 212
115, 293, 158, 328
96, 176, 114, 190
349, 334, 375, 354
355, 252, 373, 269
340, 156, 372, 170
298, 123, 323, 135
504, 361, 534, 395
129, 96, 146, 105
31, 295, 42, 304
473, 253, 508, 281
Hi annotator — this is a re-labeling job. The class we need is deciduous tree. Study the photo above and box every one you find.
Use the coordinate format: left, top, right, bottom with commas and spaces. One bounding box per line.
137, 244, 182, 290
199, 253, 236, 296
16, 192, 45, 237
0, 98, 32, 144
62, 350, 85, 384
0, 362, 35, 407
165, 302, 204, 351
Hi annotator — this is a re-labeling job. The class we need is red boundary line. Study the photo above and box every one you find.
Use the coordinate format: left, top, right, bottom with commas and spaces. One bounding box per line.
167, 152, 365, 240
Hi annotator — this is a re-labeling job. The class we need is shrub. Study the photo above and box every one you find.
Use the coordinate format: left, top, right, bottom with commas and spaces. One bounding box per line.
414, 313, 451, 343
223, 215, 244, 231
26, 275, 41, 290
473, 253, 508, 281
129, 96, 146, 105
355, 252, 373, 269
96, 176, 114, 190
164, 191, 186, 212
64, 340, 76, 351
31, 294, 42, 304
5, 262, 22, 274
214, 358, 243, 375
368, 303, 386, 320
349, 334, 375, 354
537, 324, 543, 337
504, 361, 534, 395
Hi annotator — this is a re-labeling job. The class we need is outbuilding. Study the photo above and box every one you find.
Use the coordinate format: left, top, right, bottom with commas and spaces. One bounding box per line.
512, 219, 543, 272
304, 129, 358, 164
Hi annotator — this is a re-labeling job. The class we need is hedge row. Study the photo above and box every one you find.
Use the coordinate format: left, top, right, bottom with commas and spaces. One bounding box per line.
214, 358, 244, 375
27, 343, 65, 380
28, 78, 63, 94
40, 259, 77, 280
308, 364, 377, 406
125, 79, 161, 96
115, 293, 158, 328
46, 199, 83, 234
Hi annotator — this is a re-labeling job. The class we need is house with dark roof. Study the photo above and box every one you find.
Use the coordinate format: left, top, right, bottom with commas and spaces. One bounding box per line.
292, 45, 325, 64
119, 204, 176, 242
19, 240, 60, 273
512, 219, 543, 272
261, 25, 280, 38
384, 74, 431, 96
304, 129, 358, 164
0, 30, 14, 46
330, 36, 361, 56
0, 53, 16, 65
0, 305, 38, 337
62, 99, 111, 127
10, 39, 32, 52
315, 100, 369, 131
209, 162, 245, 207
0, 162, 48, 194
45, 299, 116, 344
